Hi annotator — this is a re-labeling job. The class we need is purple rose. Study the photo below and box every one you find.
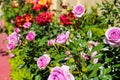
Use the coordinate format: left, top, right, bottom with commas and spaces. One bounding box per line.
26, 31, 35, 41
7, 43, 15, 50
72, 4, 85, 17
56, 31, 70, 44
48, 65, 75, 80
37, 54, 50, 70
48, 39, 56, 46
104, 27, 120, 47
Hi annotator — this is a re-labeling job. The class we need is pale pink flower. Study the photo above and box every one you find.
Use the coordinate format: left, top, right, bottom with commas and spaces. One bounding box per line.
91, 51, 98, 64
89, 43, 93, 51
48, 39, 56, 46
93, 58, 98, 64
104, 27, 120, 47
23, 22, 31, 29
72, 4, 85, 17
82, 53, 89, 61
56, 31, 70, 44
48, 65, 74, 80
37, 54, 50, 70
65, 51, 71, 55
26, 31, 35, 41
9, 53, 15, 58
91, 51, 97, 58
93, 41, 99, 46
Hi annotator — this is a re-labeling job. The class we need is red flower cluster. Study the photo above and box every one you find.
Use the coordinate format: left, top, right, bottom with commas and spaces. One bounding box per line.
60, 12, 76, 26
15, 14, 33, 28
36, 12, 52, 26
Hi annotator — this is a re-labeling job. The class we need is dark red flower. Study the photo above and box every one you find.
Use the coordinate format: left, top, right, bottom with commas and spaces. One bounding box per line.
60, 12, 75, 26
36, 12, 52, 26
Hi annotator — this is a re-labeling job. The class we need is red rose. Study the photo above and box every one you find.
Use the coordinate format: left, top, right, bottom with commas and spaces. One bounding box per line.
36, 12, 52, 26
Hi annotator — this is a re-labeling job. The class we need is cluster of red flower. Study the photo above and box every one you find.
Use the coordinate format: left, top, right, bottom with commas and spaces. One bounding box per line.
15, 14, 33, 28
36, 12, 52, 26
60, 12, 76, 26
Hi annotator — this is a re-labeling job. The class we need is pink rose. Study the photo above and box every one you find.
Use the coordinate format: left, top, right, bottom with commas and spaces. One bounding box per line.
48, 39, 56, 46
7, 32, 20, 44
56, 31, 70, 44
37, 54, 50, 70
72, 4, 85, 17
14, 28, 20, 33
48, 65, 74, 80
26, 31, 35, 41
7, 32, 21, 51
65, 51, 71, 55
104, 27, 120, 47
7, 43, 15, 50
23, 22, 31, 29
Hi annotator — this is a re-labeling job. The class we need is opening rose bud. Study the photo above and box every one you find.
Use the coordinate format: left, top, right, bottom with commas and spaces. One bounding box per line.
14, 28, 20, 33
48, 39, 56, 46
65, 51, 71, 55
9, 53, 15, 58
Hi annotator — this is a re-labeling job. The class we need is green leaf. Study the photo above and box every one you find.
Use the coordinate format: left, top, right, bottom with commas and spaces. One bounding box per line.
91, 43, 104, 52
35, 75, 41, 80
89, 63, 102, 78
87, 30, 92, 39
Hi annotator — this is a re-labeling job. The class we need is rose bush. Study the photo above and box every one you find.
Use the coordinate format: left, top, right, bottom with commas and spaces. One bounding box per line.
1, 0, 120, 80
